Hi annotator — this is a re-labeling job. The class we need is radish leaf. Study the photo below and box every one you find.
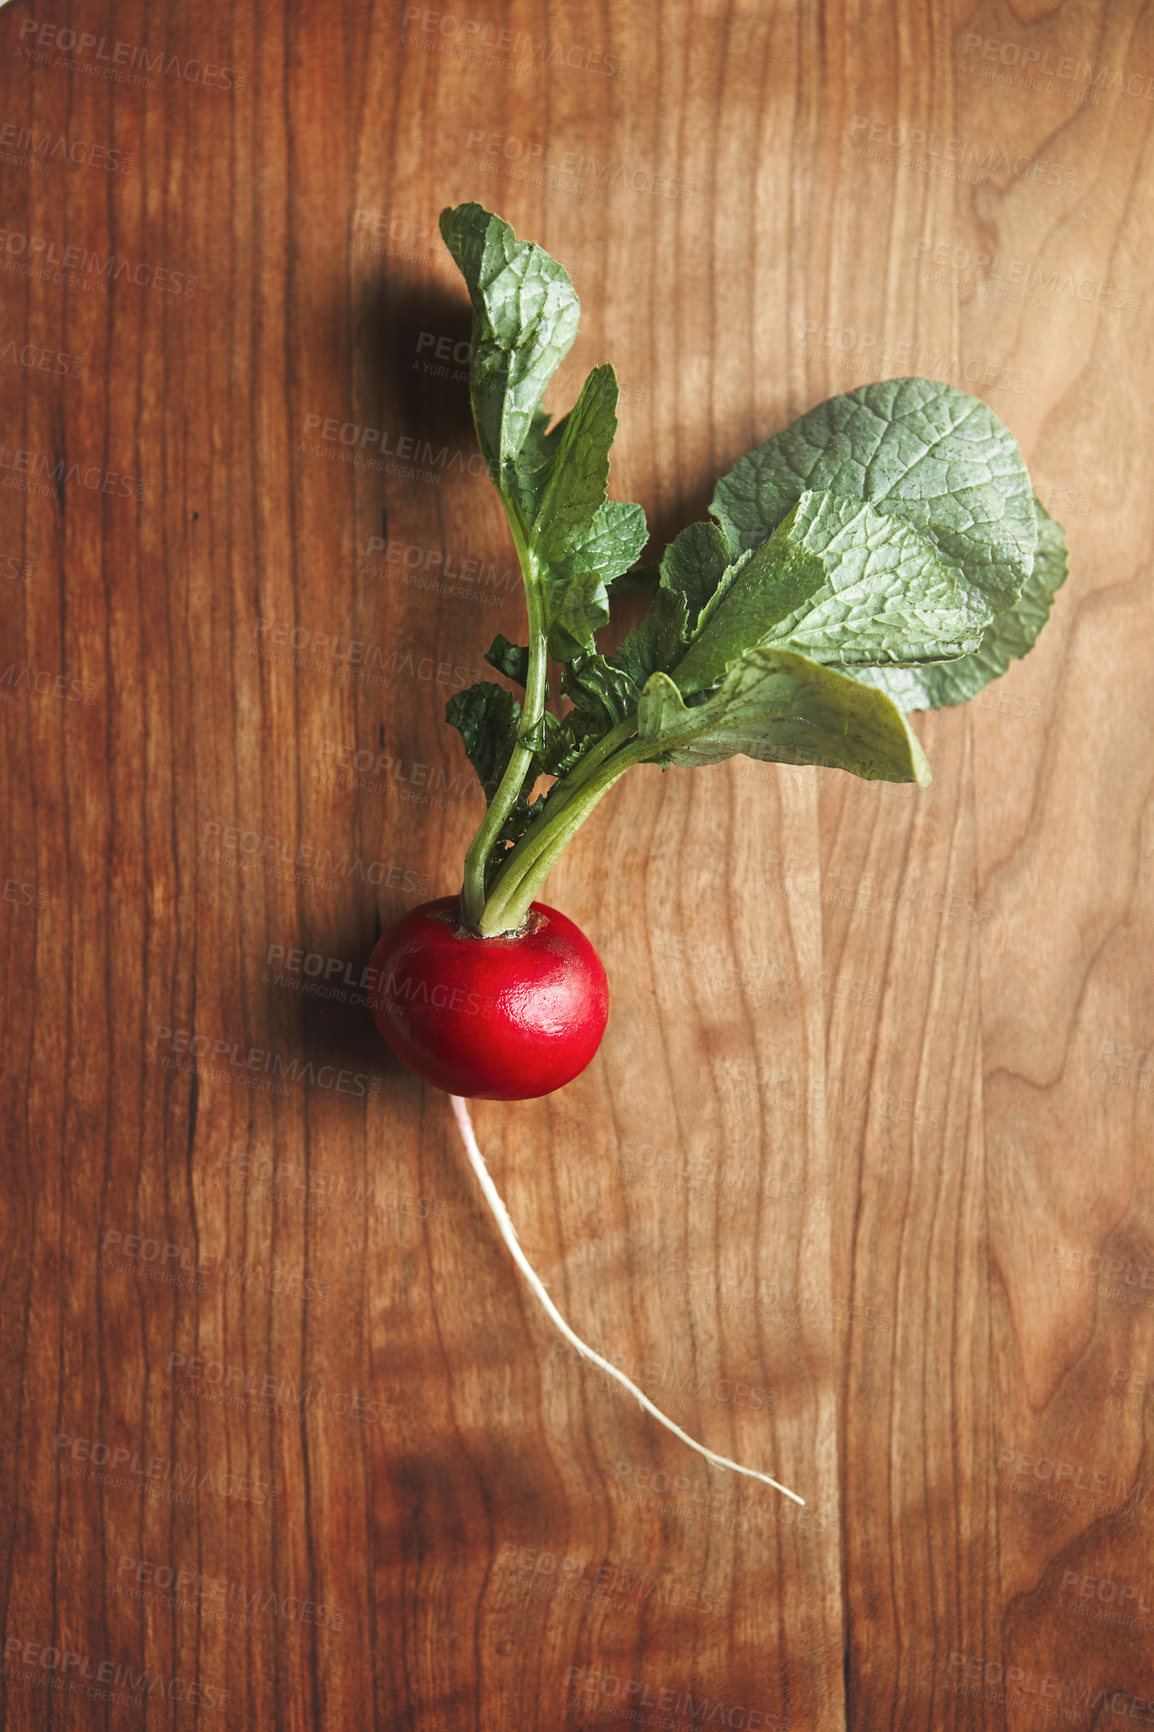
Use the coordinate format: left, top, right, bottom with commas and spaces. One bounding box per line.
538, 494, 649, 660
440, 204, 646, 665
484, 635, 530, 686
849, 496, 1067, 711
671, 491, 990, 695
560, 654, 639, 725
432, 208, 1066, 935
637, 651, 931, 786
710, 377, 1037, 618
440, 203, 580, 470
445, 682, 522, 803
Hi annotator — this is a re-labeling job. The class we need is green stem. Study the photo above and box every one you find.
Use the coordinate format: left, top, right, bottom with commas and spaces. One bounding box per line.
477, 735, 654, 935
531, 714, 636, 817
459, 517, 546, 929
481, 729, 637, 930
480, 715, 635, 917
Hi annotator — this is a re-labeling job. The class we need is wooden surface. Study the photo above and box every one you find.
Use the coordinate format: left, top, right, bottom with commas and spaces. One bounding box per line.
2, 1, 1152, 1726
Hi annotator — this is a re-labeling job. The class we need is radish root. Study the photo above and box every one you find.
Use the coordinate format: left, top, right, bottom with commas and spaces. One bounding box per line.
448, 1094, 805, 1505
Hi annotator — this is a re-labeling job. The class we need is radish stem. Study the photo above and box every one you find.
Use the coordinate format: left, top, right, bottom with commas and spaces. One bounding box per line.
476, 735, 653, 936
448, 1094, 805, 1504
459, 514, 546, 930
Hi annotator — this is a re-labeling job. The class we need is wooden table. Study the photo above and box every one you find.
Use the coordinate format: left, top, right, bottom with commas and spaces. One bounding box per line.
3, 2, 1152, 1726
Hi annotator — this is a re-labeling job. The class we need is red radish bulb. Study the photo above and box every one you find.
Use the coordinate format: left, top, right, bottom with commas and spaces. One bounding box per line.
366, 895, 609, 1100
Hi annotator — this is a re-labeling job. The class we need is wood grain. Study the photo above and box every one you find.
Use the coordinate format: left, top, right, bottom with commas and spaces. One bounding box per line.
2, 1, 1152, 1726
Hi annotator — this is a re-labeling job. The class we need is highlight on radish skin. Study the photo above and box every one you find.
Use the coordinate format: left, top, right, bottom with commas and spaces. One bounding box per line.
448, 1094, 805, 1505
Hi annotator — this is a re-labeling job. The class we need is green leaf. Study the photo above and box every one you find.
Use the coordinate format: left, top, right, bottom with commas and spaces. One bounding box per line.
710, 378, 1037, 618
436, 202, 1064, 933
850, 495, 1068, 712
442, 207, 648, 672
444, 682, 523, 803
495, 790, 547, 852
535, 706, 607, 778
656, 519, 734, 633
560, 653, 639, 726
606, 521, 729, 689
529, 368, 648, 661
613, 558, 662, 594
508, 406, 564, 516
637, 650, 931, 786
539, 496, 649, 660
439, 203, 581, 471
440, 207, 654, 920
484, 634, 530, 686
612, 587, 691, 690
532, 364, 621, 563
672, 491, 990, 695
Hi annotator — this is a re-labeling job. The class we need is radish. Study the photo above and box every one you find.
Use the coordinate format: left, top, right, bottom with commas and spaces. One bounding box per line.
367, 895, 607, 1100
365, 203, 1068, 1499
